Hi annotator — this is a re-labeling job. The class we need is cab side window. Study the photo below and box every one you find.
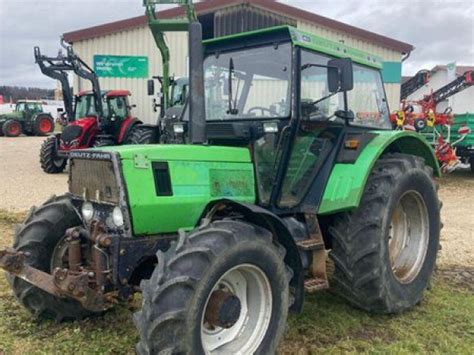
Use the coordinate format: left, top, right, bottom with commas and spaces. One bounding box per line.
107, 97, 128, 120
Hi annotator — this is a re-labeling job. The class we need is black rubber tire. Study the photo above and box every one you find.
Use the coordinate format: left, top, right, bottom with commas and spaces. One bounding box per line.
33, 115, 55, 136
329, 153, 441, 314
40, 136, 67, 174
3, 119, 22, 137
6, 195, 94, 321
134, 219, 290, 354
470, 157, 474, 174
125, 125, 156, 145
93, 137, 115, 147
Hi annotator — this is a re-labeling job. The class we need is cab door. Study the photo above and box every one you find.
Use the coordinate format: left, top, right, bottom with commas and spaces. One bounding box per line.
277, 50, 345, 208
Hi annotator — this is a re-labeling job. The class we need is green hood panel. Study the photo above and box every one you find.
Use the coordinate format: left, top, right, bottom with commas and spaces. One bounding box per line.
100, 145, 255, 236
318, 130, 439, 215
99, 144, 252, 163
0, 112, 22, 122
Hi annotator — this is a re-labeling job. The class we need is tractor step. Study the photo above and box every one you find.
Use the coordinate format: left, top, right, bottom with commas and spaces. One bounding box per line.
304, 278, 329, 293
296, 239, 325, 251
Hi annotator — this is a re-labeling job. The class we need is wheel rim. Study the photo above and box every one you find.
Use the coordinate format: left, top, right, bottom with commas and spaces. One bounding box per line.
8, 122, 20, 135
50, 234, 69, 272
388, 191, 429, 284
39, 118, 52, 133
201, 264, 272, 354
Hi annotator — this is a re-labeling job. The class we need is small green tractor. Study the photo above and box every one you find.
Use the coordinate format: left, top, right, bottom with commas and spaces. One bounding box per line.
0, 1, 442, 354
0, 100, 55, 137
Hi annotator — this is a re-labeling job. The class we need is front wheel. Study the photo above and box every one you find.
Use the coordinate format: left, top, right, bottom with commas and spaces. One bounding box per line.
40, 136, 67, 174
3, 120, 22, 137
135, 220, 290, 354
7, 195, 94, 321
329, 153, 441, 314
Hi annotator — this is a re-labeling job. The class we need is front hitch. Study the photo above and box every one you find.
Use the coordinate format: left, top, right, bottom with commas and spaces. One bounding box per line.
0, 242, 113, 313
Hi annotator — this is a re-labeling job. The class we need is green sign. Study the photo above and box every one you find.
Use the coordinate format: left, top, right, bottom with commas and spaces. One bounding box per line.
94, 55, 148, 78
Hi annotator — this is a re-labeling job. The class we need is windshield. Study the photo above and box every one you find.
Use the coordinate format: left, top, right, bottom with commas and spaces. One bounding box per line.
171, 79, 188, 107
107, 96, 128, 120
204, 43, 292, 120
75, 95, 97, 119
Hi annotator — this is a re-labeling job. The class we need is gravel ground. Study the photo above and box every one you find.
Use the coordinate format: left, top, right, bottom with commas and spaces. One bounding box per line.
0, 136, 68, 211
0, 136, 472, 266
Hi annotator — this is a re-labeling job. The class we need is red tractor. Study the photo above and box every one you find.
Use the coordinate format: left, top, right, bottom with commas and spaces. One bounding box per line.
35, 41, 156, 173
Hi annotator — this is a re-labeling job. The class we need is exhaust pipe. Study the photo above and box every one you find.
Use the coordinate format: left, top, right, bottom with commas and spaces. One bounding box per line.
188, 21, 206, 144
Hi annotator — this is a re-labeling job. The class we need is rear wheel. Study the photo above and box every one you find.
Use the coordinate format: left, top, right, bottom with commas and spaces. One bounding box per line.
34, 115, 55, 136
470, 157, 474, 174
329, 153, 441, 314
40, 136, 67, 174
7, 195, 94, 321
125, 125, 156, 145
3, 120, 22, 137
134, 220, 290, 354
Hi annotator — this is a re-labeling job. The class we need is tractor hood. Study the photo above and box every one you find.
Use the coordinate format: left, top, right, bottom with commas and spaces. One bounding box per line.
98, 144, 252, 163
70, 145, 255, 236
0, 111, 21, 122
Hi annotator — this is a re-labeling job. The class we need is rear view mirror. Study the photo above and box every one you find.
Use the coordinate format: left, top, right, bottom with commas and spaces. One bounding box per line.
328, 58, 354, 93
147, 79, 155, 96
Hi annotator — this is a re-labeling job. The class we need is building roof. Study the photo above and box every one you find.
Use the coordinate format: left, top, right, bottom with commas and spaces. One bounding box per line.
63, 0, 414, 53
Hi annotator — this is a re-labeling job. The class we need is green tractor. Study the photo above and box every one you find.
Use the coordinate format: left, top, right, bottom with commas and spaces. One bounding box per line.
0, 2, 442, 354
0, 100, 54, 137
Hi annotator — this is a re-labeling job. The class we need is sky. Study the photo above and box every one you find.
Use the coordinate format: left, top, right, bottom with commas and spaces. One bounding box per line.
0, 0, 473, 88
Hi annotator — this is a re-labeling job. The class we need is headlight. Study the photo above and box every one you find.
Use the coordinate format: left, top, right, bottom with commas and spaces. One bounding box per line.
112, 206, 124, 227
81, 202, 94, 222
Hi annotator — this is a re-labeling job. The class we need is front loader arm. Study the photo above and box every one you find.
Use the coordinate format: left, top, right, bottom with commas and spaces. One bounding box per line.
144, 0, 197, 112
34, 46, 75, 120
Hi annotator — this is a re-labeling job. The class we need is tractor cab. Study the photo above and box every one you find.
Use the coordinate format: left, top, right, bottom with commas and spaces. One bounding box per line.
74, 90, 132, 123
172, 26, 392, 209
15, 100, 44, 115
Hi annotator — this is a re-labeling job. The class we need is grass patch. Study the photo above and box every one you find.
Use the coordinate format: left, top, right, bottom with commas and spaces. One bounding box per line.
0, 215, 473, 354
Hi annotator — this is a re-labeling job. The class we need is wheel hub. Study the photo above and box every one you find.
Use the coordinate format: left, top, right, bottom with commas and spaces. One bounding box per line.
201, 264, 273, 353
204, 289, 241, 329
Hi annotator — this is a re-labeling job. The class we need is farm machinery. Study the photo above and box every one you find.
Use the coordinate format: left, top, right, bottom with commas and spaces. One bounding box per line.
35, 41, 156, 174
144, 0, 193, 142
0, 100, 54, 137
391, 70, 474, 173
1, 1, 442, 353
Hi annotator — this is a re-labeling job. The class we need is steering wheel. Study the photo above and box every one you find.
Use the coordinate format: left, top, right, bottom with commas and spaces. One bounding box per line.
247, 106, 277, 116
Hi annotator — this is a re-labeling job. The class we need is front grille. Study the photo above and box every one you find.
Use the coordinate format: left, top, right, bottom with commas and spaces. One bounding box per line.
69, 158, 120, 204
61, 125, 83, 144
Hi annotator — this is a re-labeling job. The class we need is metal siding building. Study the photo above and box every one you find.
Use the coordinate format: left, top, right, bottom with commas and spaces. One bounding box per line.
64, 0, 413, 123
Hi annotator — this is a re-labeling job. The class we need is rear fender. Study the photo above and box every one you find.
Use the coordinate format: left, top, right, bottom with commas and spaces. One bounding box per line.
201, 199, 304, 313
118, 117, 141, 143
319, 130, 440, 215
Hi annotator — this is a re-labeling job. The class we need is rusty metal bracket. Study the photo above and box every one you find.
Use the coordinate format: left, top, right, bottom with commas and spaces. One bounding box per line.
0, 248, 111, 312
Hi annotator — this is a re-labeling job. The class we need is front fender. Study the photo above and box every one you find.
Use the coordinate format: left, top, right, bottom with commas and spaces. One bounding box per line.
318, 130, 439, 215
118, 117, 141, 143
201, 199, 304, 313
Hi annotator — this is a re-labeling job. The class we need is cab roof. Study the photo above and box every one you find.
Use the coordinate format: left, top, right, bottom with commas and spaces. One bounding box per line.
16, 100, 44, 104
204, 25, 383, 69
78, 90, 131, 98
